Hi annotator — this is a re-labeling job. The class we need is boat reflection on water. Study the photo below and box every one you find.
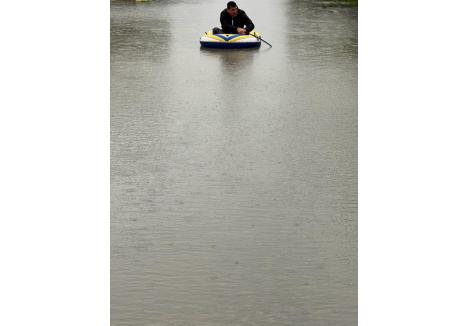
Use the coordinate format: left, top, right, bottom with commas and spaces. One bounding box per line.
199, 46, 262, 74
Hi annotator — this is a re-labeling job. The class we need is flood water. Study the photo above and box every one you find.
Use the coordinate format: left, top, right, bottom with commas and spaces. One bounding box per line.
111, 0, 357, 325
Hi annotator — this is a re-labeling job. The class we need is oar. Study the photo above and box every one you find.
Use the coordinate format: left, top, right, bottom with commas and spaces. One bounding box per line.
249, 32, 272, 48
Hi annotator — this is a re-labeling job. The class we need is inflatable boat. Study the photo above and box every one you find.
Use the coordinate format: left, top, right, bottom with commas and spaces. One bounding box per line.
200, 31, 261, 49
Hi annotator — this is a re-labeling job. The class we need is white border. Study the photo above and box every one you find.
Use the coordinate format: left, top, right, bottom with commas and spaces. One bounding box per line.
0, 1, 109, 325
360, 0, 468, 325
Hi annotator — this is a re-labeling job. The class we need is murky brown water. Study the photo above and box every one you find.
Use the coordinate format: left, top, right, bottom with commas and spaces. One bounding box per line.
111, 0, 357, 325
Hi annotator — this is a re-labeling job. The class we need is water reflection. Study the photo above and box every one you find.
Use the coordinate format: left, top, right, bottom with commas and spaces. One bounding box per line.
200, 47, 258, 73
111, 1, 171, 62
286, 0, 357, 64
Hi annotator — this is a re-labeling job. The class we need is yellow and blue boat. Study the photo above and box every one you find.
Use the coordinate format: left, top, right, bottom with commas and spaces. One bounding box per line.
200, 31, 261, 49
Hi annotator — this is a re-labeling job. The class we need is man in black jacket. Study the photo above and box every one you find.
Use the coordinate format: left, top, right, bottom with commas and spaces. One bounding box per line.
213, 1, 255, 35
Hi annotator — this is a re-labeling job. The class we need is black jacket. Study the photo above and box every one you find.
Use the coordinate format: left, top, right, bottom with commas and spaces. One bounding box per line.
220, 9, 255, 34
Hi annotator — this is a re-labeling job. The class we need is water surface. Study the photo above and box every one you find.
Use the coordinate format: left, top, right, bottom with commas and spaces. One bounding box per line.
111, 1, 357, 325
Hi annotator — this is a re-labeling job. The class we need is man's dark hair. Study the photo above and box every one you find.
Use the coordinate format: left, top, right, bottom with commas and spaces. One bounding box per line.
227, 1, 237, 9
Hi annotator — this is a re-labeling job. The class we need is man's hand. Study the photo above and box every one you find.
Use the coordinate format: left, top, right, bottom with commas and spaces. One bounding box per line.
236, 27, 247, 35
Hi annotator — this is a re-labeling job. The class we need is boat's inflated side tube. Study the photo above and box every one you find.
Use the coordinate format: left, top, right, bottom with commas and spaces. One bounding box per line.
200, 31, 261, 49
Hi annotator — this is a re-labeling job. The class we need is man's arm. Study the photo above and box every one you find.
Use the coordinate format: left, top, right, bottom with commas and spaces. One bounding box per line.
242, 12, 255, 33
220, 12, 238, 34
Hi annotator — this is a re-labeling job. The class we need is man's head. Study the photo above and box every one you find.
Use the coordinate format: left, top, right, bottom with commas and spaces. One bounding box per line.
226, 1, 238, 17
